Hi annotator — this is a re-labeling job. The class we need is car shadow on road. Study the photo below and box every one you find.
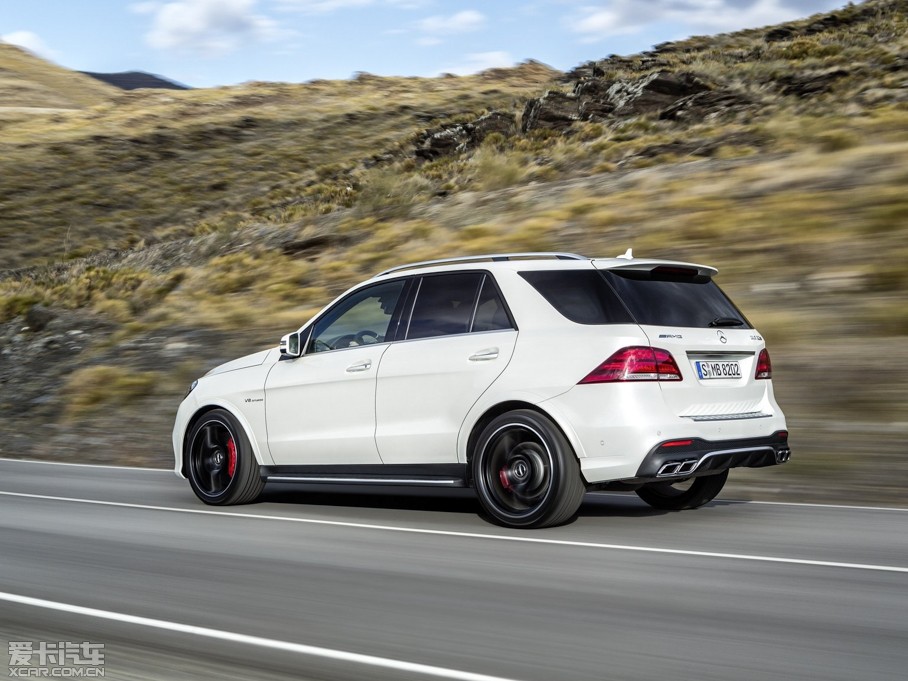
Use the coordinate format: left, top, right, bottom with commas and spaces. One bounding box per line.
258, 485, 671, 522
578, 492, 671, 518
259, 483, 482, 516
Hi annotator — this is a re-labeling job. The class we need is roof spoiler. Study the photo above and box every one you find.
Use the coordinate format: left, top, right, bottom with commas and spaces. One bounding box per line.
594, 258, 718, 278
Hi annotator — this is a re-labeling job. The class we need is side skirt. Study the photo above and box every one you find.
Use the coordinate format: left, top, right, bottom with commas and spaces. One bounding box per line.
260, 463, 469, 488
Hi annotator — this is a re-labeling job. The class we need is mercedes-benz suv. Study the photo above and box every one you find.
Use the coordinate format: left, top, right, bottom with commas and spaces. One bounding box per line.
173, 252, 790, 528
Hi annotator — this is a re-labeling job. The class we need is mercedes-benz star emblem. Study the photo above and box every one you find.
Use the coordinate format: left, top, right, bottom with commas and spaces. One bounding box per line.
717, 330, 727, 344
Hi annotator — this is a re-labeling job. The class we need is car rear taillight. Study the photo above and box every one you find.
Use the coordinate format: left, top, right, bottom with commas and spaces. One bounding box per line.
755, 348, 772, 380
579, 346, 683, 384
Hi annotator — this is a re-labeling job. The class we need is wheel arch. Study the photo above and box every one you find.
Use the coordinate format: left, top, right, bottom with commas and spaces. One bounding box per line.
463, 399, 584, 482
180, 401, 265, 477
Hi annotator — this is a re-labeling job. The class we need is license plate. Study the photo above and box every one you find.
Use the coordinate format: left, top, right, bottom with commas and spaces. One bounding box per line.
695, 360, 741, 379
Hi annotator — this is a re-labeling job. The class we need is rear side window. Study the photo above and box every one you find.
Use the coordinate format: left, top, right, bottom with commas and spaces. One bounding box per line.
407, 273, 482, 339
603, 269, 751, 329
472, 276, 514, 332
406, 273, 514, 339
519, 270, 633, 325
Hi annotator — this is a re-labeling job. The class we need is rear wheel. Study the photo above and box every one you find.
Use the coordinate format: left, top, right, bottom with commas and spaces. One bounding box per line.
472, 410, 585, 528
186, 409, 264, 505
635, 469, 729, 511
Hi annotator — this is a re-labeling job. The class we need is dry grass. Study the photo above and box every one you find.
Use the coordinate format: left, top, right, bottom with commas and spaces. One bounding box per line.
63, 365, 159, 419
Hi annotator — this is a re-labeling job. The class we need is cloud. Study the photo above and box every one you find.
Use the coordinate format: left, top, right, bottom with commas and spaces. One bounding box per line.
1, 30, 58, 60
274, 0, 373, 12
441, 50, 514, 76
385, 0, 429, 7
416, 36, 442, 47
274, 0, 427, 12
568, 0, 802, 42
143, 0, 288, 56
130, 1, 161, 14
416, 9, 486, 35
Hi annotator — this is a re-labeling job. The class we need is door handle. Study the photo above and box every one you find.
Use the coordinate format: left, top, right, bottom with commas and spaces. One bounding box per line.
469, 348, 499, 361
346, 360, 372, 372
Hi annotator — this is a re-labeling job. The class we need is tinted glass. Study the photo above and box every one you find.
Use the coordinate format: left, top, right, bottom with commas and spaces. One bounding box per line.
472, 275, 514, 332
519, 270, 633, 325
309, 280, 405, 352
603, 269, 750, 328
407, 273, 483, 339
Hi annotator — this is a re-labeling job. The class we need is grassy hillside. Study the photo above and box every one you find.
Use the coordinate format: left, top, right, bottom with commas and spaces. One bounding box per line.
0, 43, 116, 109
0, 60, 560, 269
0, 0, 906, 503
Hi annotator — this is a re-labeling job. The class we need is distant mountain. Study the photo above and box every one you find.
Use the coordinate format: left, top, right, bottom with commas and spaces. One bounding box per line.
80, 70, 190, 91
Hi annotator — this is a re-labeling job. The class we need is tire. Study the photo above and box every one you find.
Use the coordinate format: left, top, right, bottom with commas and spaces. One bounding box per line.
472, 409, 585, 528
635, 469, 729, 511
186, 409, 264, 505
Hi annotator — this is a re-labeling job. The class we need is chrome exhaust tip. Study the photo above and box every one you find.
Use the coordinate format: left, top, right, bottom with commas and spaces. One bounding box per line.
677, 460, 698, 474
657, 459, 699, 477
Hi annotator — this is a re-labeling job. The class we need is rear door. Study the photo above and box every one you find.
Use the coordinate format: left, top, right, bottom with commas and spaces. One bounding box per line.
375, 272, 517, 464
597, 264, 772, 420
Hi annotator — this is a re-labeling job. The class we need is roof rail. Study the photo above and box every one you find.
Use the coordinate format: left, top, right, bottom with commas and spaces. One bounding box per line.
376, 252, 587, 277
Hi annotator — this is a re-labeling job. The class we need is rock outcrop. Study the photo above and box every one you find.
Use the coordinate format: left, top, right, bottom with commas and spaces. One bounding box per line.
415, 112, 517, 160
413, 68, 754, 160
521, 71, 727, 133
777, 68, 850, 97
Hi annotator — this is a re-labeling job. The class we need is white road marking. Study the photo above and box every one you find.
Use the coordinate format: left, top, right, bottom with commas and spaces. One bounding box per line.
1, 490, 906, 574
733, 499, 908, 512
591, 491, 908, 513
2, 458, 907, 513
0, 457, 170, 472
0, 591, 523, 681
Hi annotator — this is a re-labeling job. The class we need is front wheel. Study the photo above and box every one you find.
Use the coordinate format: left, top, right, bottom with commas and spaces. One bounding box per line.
186, 409, 264, 505
635, 469, 729, 511
472, 410, 585, 528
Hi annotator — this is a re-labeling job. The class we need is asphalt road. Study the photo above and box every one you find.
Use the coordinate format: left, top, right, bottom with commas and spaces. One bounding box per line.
1, 458, 906, 681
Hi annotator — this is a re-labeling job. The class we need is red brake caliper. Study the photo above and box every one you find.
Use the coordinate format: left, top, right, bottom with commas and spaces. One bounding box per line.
226, 438, 237, 477
499, 468, 511, 490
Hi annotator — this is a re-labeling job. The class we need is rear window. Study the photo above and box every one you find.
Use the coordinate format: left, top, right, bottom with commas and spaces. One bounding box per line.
602, 269, 751, 329
519, 271, 634, 325
520, 267, 751, 329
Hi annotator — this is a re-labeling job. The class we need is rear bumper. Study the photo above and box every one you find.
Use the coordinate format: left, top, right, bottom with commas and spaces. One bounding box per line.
591, 431, 790, 488
542, 381, 788, 485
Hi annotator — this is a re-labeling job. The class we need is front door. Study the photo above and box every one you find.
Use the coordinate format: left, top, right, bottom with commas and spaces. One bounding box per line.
265, 279, 406, 465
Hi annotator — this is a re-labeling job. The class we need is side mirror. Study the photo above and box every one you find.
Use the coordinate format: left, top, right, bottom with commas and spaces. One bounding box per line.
280, 331, 303, 358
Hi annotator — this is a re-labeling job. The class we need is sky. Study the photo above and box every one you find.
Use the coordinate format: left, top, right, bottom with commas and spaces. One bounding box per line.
2, 0, 848, 88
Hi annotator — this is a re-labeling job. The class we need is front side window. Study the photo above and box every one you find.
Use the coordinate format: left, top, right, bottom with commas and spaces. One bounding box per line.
309, 280, 405, 353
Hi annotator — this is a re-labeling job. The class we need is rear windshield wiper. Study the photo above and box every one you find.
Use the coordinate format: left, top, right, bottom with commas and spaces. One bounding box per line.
708, 317, 745, 328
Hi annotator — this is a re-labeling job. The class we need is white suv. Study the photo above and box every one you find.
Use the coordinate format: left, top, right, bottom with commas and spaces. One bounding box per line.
173, 252, 790, 528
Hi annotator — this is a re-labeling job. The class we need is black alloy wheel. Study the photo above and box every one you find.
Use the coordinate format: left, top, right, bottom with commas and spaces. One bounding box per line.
186, 409, 264, 505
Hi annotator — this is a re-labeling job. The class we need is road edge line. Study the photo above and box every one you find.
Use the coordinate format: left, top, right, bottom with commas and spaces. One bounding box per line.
0, 591, 523, 681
